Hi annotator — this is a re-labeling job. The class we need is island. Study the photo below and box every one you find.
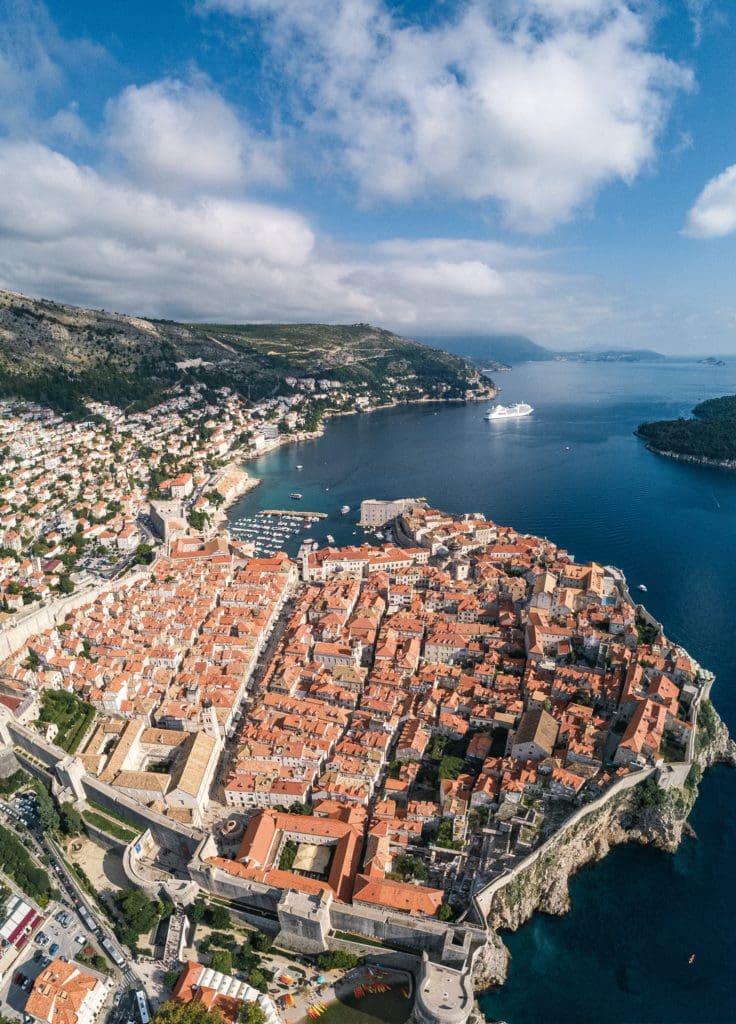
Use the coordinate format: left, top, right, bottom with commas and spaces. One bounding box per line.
636, 394, 736, 467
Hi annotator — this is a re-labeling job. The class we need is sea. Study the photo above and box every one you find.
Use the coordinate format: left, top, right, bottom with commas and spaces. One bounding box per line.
227, 358, 736, 1024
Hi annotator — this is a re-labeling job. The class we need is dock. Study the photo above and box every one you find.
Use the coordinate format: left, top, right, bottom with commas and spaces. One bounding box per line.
261, 509, 328, 519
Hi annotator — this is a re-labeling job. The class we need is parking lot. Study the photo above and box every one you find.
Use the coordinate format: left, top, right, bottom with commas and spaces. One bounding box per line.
0, 900, 110, 1023
3, 790, 40, 830
0, 791, 132, 1024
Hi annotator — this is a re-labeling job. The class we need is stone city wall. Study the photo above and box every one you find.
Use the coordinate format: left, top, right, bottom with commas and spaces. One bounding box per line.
468, 764, 655, 923
0, 569, 150, 662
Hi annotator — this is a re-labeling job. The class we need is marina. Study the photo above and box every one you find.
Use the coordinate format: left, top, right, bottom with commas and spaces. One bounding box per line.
262, 509, 328, 519
228, 510, 326, 556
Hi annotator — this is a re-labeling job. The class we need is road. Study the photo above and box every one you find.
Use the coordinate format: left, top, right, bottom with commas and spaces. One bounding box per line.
0, 800, 125, 1022
0, 795, 141, 995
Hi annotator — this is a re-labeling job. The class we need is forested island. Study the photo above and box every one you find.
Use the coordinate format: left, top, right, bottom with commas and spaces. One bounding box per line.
636, 394, 736, 466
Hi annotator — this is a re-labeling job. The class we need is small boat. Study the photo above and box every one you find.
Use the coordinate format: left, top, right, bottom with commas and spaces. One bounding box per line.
326, 534, 335, 544
296, 464, 303, 470
688, 953, 695, 965
638, 583, 647, 592
290, 492, 303, 500
341, 505, 350, 514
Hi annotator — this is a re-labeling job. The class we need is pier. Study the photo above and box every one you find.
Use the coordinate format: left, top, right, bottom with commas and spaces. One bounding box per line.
262, 509, 328, 519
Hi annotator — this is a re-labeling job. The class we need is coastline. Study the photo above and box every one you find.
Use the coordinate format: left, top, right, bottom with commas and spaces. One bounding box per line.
210, 461, 262, 527
472, 699, 736, 1008
231, 388, 497, 473
640, 442, 736, 470
211, 386, 736, 1021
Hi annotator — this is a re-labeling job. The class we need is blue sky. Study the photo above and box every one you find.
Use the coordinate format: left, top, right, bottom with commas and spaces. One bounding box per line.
1, 0, 735, 352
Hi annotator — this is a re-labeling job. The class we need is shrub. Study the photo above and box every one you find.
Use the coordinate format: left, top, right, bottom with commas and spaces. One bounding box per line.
210, 950, 233, 975
250, 931, 273, 953
316, 951, 359, 971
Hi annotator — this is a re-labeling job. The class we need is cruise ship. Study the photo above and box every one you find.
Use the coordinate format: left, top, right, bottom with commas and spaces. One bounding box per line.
484, 402, 534, 420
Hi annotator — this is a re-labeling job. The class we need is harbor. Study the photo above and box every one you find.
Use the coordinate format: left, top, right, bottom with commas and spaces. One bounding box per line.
263, 509, 328, 519
229, 510, 326, 556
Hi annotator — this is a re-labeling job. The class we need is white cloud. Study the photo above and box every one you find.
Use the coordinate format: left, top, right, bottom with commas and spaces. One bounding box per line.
684, 164, 736, 238
0, 140, 313, 265
44, 102, 91, 145
0, 0, 107, 136
685, 0, 715, 46
0, 139, 618, 344
202, 0, 691, 231
105, 78, 285, 193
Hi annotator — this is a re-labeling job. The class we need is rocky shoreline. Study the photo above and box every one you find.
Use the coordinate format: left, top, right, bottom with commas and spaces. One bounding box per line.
641, 443, 736, 471
469, 702, 736, 1007
211, 461, 262, 527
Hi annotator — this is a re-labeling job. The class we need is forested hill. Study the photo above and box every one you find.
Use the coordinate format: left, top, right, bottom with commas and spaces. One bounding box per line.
0, 290, 490, 415
636, 394, 736, 464
419, 333, 555, 365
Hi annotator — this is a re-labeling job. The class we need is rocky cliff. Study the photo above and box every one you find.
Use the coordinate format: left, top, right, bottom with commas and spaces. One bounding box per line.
471, 699, 735, 998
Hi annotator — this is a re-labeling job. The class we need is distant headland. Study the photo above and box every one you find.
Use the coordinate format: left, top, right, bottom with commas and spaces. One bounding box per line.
636, 394, 736, 468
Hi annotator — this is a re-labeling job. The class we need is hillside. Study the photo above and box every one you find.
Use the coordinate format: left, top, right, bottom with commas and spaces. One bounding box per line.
0, 291, 490, 415
420, 334, 667, 367
419, 333, 555, 366
636, 394, 736, 465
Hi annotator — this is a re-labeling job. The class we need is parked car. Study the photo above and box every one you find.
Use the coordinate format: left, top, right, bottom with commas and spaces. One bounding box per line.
49, 942, 59, 956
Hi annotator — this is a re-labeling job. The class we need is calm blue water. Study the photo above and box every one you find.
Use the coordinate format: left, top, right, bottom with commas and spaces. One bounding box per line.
229, 359, 736, 1024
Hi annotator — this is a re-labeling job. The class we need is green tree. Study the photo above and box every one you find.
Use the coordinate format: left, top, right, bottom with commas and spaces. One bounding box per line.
205, 905, 231, 930
233, 945, 260, 973
152, 1001, 222, 1024
210, 950, 233, 975
438, 755, 465, 781
635, 778, 668, 811
163, 970, 180, 990
188, 510, 210, 531
238, 1003, 267, 1024
133, 543, 155, 565
316, 951, 359, 970
57, 574, 75, 595
391, 854, 428, 883
115, 888, 159, 937
59, 804, 83, 836
436, 903, 454, 921
31, 781, 60, 832
278, 841, 297, 871
246, 969, 267, 992
249, 931, 272, 953
190, 898, 206, 923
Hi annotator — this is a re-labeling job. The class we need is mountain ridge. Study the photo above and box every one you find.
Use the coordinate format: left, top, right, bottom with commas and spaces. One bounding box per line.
0, 289, 489, 415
